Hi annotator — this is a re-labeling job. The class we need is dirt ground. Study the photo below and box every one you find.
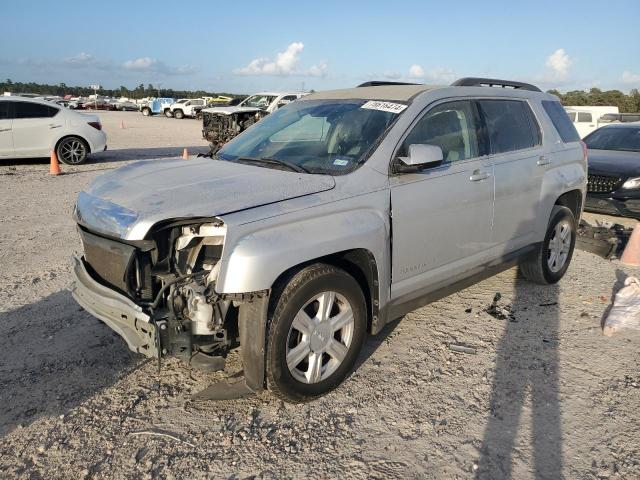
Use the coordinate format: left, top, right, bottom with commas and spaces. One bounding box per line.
0, 111, 639, 479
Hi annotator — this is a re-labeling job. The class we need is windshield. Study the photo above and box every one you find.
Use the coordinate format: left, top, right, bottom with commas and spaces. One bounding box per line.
584, 127, 640, 152
217, 99, 403, 175
241, 95, 277, 109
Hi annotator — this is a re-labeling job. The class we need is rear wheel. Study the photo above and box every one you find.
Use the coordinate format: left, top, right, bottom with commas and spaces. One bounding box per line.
266, 264, 367, 402
141, 107, 151, 116
520, 205, 576, 284
56, 136, 88, 165
164, 109, 173, 118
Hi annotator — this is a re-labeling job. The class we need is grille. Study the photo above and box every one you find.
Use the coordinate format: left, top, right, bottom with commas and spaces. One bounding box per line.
80, 228, 136, 294
587, 174, 621, 193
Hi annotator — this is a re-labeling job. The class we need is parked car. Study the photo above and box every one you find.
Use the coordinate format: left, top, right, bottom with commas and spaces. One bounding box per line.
82, 99, 116, 111
583, 124, 640, 218
565, 106, 619, 138
140, 97, 176, 117
115, 100, 139, 111
67, 98, 86, 109
0, 96, 107, 164
169, 98, 206, 119
598, 113, 640, 124
71, 78, 586, 402
201, 92, 306, 148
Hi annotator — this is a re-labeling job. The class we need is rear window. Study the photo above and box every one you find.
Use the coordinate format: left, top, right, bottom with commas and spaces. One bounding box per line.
14, 102, 59, 119
577, 112, 592, 122
542, 100, 580, 143
477, 99, 541, 154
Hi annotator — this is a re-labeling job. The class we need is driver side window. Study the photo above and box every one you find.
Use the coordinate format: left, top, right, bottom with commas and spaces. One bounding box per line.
400, 100, 480, 162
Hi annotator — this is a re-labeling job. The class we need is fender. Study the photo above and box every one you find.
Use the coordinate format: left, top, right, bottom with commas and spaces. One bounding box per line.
215, 197, 390, 302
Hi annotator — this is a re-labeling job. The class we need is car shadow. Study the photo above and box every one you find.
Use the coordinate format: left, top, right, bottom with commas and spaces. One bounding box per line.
353, 317, 402, 371
0, 146, 210, 167
477, 275, 562, 479
0, 290, 141, 438
600, 268, 627, 329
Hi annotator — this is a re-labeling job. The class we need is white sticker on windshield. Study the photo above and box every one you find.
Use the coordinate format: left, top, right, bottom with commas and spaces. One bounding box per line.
333, 158, 349, 166
361, 100, 408, 114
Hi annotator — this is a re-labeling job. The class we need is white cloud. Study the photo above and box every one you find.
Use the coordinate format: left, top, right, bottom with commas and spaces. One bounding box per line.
233, 42, 327, 77
425, 67, 456, 84
408, 64, 425, 79
622, 71, 640, 84
545, 48, 571, 80
122, 57, 197, 76
63, 52, 95, 66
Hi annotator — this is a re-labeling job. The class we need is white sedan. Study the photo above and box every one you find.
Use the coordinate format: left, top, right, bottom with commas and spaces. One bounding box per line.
0, 96, 107, 164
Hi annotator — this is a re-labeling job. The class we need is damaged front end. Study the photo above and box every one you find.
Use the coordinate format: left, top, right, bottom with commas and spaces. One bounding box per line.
70, 218, 269, 396
201, 110, 268, 152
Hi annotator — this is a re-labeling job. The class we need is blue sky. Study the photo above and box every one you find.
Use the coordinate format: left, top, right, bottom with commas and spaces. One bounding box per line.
1, 0, 639, 94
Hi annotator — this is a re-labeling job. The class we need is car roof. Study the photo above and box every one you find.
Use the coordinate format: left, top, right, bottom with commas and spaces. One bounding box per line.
599, 122, 640, 129
302, 85, 435, 102
0, 96, 58, 107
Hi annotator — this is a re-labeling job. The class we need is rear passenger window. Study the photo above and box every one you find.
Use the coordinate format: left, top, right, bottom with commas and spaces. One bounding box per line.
400, 100, 480, 162
14, 102, 58, 119
542, 100, 580, 143
577, 112, 592, 122
478, 100, 540, 154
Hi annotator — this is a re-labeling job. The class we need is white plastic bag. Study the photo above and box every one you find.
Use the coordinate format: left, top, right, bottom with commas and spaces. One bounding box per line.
603, 276, 640, 336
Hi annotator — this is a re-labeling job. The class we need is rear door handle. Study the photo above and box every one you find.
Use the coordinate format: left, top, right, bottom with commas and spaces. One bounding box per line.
537, 155, 551, 166
470, 170, 490, 182
0, 128, 11, 132
49, 124, 62, 129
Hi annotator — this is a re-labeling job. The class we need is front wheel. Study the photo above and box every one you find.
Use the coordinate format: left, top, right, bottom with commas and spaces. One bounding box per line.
141, 107, 151, 116
174, 109, 184, 119
520, 205, 576, 284
266, 264, 367, 402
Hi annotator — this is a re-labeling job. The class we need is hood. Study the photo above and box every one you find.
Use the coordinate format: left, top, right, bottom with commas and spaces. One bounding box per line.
588, 149, 640, 177
202, 106, 262, 115
76, 157, 335, 240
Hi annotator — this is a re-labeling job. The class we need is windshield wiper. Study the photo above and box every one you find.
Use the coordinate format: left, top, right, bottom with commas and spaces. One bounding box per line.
236, 157, 310, 174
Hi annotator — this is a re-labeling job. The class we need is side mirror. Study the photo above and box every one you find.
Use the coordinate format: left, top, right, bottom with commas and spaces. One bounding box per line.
396, 144, 444, 172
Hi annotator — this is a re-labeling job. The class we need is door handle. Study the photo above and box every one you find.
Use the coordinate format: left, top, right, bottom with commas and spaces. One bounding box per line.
537, 155, 551, 166
49, 124, 62, 129
0, 128, 11, 132
470, 170, 490, 182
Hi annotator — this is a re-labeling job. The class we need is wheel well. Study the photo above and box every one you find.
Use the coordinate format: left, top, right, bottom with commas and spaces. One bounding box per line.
270, 249, 379, 333
555, 190, 582, 220
55, 135, 90, 154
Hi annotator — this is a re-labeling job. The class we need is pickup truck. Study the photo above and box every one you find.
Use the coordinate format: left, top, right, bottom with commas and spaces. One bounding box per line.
169, 98, 207, 119
140, 97, 177, 117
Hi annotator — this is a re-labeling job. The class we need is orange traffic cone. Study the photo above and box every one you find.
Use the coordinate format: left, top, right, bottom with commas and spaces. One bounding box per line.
120, 120, 125, 129
182, 148, 189, 159
49, 150, 61, 175
620, 222, 640, 266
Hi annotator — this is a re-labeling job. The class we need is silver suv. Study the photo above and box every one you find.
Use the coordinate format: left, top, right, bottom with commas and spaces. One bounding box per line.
71, 78, 586, 402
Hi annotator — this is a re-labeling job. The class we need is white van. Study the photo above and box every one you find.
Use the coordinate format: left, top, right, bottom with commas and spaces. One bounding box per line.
565, 105, 619, 138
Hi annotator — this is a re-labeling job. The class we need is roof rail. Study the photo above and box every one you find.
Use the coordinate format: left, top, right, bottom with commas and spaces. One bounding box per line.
451, 77, 541, 92
357, 81, 420, 87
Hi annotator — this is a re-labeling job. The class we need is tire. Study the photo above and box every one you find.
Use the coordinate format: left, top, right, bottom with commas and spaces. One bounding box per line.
195, 111, 203, 120
266, 263, 367, 402
141, 107, 151, 116
174, 109, 184, 119
519, 205, 576, 284
164, 109, 173, 118
56, 136, 89, 165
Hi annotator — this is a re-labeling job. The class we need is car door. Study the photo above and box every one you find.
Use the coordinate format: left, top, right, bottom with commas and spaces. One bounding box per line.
390, 99, 494, 301
478, 99, 544, 252
0, 101, 13, 157
12, 101, 61, 157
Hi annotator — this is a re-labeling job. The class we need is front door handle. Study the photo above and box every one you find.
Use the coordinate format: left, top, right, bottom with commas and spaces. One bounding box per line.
470, 170, 490, 182
537, 155, 551, 166
49, 124, 62, 129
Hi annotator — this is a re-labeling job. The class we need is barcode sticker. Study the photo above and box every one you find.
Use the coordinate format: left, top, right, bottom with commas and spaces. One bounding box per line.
361, 100, 408, 114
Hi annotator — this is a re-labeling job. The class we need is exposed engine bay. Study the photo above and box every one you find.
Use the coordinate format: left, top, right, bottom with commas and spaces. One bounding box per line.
201, 110, 268, 153
78, 219, 242, 372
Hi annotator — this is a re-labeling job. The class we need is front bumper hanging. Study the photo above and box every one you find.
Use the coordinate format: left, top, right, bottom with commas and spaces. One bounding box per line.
69, 255, 158, 358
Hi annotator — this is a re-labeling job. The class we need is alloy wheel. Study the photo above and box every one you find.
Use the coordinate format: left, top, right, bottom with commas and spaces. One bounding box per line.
58, 138, 86, 164
547, 220, 572, 272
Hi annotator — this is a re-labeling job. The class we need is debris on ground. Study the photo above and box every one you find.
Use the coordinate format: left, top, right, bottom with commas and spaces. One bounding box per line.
485, 293, 515, 321
603, 276, 640, 336
448, 344, 477, 355
577, 220, 633, 259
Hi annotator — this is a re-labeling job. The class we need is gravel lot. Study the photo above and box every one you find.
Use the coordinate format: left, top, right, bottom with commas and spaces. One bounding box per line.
1, 111, 639, 479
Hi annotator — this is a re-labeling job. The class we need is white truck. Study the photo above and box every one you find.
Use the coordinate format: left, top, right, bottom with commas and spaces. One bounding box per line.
565, 105, 619, 138
169, 98, 207, 119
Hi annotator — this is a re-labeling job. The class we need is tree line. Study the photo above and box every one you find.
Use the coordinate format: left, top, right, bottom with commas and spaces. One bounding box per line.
548, 87, 640, 113
0, 79, 240, 100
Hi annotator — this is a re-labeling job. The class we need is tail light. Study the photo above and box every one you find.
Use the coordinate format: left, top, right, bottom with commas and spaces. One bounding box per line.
88, 121, 102, 130
580, 140, 588, 162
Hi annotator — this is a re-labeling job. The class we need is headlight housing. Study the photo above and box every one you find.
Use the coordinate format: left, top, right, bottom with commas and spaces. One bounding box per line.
622, 177, 640, 190
75, 191, 138, 238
